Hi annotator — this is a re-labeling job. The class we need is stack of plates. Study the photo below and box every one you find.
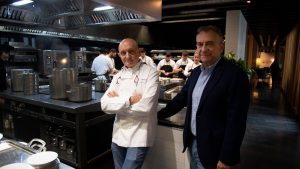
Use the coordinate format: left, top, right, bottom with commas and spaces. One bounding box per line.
1, 163, 34, 169
26, 151, 59, 169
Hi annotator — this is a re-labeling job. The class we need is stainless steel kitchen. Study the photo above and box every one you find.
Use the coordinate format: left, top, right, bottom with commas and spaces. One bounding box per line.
0, 0, 300, 169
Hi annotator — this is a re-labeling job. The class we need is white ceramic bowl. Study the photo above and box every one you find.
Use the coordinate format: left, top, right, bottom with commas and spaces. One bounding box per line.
26, 151, 59, 168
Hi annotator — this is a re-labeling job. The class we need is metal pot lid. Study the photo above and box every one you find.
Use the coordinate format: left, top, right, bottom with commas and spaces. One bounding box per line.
1, 163, 34, 169
26, 151, 58, 166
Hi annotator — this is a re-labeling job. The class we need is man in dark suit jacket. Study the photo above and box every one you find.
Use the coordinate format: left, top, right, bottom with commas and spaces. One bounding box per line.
158, 25, 250, 169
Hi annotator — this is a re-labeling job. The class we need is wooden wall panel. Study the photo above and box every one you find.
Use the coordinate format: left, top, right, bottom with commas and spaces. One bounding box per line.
282, 23, 300, 117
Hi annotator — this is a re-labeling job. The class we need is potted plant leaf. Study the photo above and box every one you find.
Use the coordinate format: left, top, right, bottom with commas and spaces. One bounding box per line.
224, 52, 253, 79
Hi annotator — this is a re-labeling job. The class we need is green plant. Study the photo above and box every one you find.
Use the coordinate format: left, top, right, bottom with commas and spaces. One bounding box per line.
224, 52, 252, 78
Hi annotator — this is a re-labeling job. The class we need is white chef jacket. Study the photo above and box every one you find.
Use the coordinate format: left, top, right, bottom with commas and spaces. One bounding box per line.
183, 62, 201, 77
139, 55, 155, 68
106, 55, 115, 68
91, 54, 113, 79
101, 61, 160, 147
174, 58, 193, 69
156, 59, 176, 71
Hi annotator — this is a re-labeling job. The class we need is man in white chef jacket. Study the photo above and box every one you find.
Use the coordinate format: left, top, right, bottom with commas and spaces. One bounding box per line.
139, 47, 155, 68
101, 38, 160, 169
91, 49, 113, 81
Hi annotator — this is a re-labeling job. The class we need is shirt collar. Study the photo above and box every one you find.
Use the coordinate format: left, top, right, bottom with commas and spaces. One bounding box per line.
123, 60, 142, 73
200, 57, 221, 72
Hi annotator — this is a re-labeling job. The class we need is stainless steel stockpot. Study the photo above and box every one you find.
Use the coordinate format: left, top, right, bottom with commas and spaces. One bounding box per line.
49, 68, 77, 99
93, 79, 107, 92
11, 69, 33, 92
66, 83, 92, 102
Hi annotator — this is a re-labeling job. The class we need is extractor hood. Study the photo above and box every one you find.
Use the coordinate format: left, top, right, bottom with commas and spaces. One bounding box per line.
0, 0, 162, 29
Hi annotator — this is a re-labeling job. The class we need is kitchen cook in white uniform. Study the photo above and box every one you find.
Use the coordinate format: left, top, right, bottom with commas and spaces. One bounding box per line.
101, 38, 160, 169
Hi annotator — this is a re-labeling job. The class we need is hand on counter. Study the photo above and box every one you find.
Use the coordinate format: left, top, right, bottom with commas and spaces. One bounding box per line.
162, 71, 172, 76
217, 160, 230, 169
160, 69, 166, 74
172, 68, 182, 73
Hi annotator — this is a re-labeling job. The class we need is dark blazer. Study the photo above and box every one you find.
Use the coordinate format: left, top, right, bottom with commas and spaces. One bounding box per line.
158, 57, 250, 169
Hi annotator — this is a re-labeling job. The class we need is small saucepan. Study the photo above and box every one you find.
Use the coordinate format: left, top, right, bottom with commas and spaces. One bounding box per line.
66, 83, 92, 102
94, 79, 108, 92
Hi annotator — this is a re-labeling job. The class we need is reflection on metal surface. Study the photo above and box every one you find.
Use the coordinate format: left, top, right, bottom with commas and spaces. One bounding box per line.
164, 85, 183, 100
157, 103, 186, 128
0, 25, 120, 43
0, 0, 161, 29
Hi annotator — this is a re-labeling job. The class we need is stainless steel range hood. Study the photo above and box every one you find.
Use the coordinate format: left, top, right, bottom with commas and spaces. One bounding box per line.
0, 0, 162, 29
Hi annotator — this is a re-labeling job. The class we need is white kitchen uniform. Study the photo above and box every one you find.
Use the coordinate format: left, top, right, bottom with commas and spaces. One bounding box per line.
156, 59, 176, 71
139, 55, 155, 68
106, 55, 116, 69
101, 61, 160, 147
174, 58, 193, 69
91, 54, 113, 80
184, 62, 201, 77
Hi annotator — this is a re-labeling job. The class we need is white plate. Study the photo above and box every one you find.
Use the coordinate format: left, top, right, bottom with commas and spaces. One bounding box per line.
1, 163, 34, 169
26, 151, 58, 166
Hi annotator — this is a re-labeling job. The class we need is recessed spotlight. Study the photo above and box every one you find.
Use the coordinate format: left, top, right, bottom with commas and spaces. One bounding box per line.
93, 6, 114, 11
11, 0, 33, 6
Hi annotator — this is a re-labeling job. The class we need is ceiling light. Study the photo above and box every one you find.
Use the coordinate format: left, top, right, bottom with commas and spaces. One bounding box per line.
93, 6, 114, 11
161, 17, 223, 24
180, 9, 216, 15
163, 13, 210, 20
11, 0, 33, 6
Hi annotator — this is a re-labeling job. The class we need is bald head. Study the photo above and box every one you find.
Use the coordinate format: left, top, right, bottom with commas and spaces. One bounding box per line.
118, 38, 140, 68
119, 38, 138, 50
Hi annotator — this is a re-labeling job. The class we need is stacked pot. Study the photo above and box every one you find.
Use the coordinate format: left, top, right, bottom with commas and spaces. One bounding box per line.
23, 73, 39, 95
49, 68, 77, 99
93, 79, 108, 92
11, 69, 39, 95
49, 68, 92, 102
66, 83, 92, 102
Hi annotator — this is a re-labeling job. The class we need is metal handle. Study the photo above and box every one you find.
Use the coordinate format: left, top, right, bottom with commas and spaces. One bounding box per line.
28, 138, 47, 152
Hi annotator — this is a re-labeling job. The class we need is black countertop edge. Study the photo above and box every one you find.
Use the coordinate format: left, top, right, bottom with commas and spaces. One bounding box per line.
0, 90, 104, 113
156, 103, 186, 129
158, 119, 184, 129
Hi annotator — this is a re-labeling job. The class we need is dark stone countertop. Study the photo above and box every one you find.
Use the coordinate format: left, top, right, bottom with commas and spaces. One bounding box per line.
157, 103, 186, 129
0, 90, 186, 128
